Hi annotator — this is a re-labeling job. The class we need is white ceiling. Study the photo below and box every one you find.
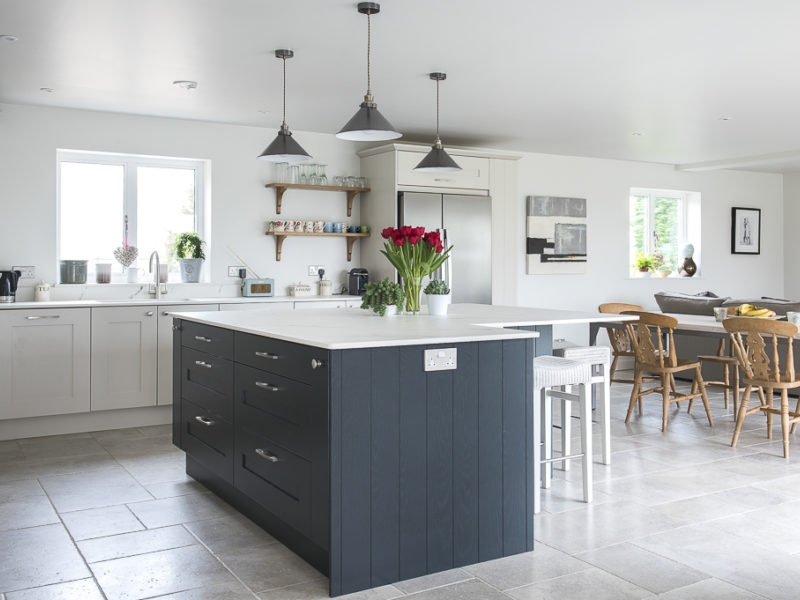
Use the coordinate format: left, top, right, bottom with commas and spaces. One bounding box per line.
3, 0, 800, 172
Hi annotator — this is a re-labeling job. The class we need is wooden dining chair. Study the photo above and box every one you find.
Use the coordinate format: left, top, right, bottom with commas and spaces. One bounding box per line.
623, 311, 713, 432
598, 302, 645, 383
724, 317, 800, 458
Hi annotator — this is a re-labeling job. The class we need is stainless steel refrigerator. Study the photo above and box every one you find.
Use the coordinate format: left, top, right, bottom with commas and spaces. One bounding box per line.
397, 191, 492, 304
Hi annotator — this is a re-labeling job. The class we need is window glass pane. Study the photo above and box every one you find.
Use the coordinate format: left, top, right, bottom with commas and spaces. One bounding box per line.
653, 196, 680, 270
629, 195, 647, 265
136, 166, 196, 273
60, 162, 124, 266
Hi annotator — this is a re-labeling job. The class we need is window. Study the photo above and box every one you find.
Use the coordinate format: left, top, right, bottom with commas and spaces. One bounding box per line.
58, 150, 207, 280
629, 188, 700, 276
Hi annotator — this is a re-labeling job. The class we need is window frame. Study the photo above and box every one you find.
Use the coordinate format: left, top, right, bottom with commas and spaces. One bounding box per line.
56, 149, 206, 280
629, 187, 691, 276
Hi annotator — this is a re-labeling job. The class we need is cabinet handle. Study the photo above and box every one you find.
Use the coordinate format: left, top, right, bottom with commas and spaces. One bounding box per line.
194, 360, 213, 369
311, 358, 326, 370
194, 416, 214, 426
161, 311, 170, 316
255, 351, 280, 360
434, 178, 455, 182
255, 381, 280, 392
255, 448, 280, 463
145, 311, 154, 316
194, 335, 212, 343
25, 315, 60, 320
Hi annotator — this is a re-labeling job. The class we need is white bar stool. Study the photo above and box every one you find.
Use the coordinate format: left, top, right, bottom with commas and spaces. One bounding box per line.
552, 344, 612, 468
533, 355, 593, 514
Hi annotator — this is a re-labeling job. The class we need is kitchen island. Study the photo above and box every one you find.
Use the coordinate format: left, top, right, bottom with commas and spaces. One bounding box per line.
171, 304, 624, 596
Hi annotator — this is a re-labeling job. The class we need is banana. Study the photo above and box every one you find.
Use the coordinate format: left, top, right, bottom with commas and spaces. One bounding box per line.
745, 308, 771, 317
738, 303, 755, 315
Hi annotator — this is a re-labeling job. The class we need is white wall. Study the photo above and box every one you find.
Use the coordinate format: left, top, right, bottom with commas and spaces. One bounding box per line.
0, 103, 364, 295
784, 172, 800, 300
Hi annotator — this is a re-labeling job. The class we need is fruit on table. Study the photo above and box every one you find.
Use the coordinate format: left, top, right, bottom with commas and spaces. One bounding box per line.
736, 303, 777, 317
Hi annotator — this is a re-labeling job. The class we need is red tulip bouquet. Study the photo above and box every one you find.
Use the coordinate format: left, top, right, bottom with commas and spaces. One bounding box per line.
380, 226, 453, 313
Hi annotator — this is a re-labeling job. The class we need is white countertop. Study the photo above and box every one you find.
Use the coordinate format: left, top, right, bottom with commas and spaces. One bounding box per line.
0, 295, 360, 310
171, 303, 636, 350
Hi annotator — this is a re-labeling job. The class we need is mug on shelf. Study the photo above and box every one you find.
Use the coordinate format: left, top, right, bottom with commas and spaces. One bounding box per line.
323, 222, 333, 233
284, 220, 295, 232
294, 221, 305, 232
333, 222, 343, 233
305, 220, 315, 232
313, 220, 324, 233
348, 225, 360, 233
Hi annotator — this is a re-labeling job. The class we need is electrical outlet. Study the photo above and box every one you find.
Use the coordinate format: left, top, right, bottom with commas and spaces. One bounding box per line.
307, 265, 318, 276
424, 348, 457, 372
228, 266, 243, 277
12, 266, 35, 279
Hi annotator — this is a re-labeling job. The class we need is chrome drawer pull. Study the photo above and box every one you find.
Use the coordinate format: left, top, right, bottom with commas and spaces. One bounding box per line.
255, 448, 280, 463
255, 351, 280, 360
194, 335, 212, 343
194, 360, 213, 369
311, 358, 326, 370
194, 416, 214, 426
162, 311, 170, 316
255, 381, 280, 392
145, 311, 154, 316
25, 315, 60, 320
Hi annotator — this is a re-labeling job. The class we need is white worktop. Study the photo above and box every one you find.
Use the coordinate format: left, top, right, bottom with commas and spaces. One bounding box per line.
171, 303, 635, 350
0, 295, 361, 310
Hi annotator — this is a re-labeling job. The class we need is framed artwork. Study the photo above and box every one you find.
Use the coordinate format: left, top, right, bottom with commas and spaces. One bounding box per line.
526, 196, 587, 274
731, 207, 761, 255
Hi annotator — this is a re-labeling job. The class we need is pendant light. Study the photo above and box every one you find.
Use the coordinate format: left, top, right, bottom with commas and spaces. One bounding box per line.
414, 73, 461, 172
257, 49, 311, 162
336, 2, 402, 141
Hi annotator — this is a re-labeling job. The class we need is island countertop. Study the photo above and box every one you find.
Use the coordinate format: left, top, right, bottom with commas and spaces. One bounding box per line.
171, 303, 634, 349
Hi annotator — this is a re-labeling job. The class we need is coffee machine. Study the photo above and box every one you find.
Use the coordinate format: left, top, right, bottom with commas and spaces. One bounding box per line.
348, 268, 369, 296
0, 270, 21, 303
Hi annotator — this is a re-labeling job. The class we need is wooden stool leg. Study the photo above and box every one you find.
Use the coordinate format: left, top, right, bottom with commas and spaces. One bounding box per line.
766, 387, 774, 439
722, 362, 730, 410
533, 387, 543, 514
626, 368, 642, 424
781, 388, 790, 459
561, 386, 572, 472
732, 385, 752, 447
609, 355, 619, 383
661, 373, 670, 432
732, 365, 740, 416
579, 383, 593, 503
695, 367, 713, 427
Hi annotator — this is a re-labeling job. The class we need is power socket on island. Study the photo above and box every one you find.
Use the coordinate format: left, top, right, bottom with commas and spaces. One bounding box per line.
424, 348, 457, 372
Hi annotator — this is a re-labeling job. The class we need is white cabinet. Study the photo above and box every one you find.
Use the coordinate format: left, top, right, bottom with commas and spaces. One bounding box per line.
0, 308, 90, 419
157, 304, 218, 406
219, 302, 294, 312
91, 306, 158, 411
396, 151, 489, 189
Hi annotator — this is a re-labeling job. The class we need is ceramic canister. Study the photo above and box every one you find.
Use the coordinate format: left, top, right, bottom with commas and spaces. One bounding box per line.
34, 281, 51, 301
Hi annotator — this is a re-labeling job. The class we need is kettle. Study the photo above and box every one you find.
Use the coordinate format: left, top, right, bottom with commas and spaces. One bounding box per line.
0, 270, 21, 303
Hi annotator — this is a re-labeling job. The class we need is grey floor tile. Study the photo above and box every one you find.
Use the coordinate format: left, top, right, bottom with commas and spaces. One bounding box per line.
0, 496, 59, 532
91, 428, 146, 444
5, 578, 104, 599
392, 568, 471, 594
99, 436, 181, 461
136, 424, 172, 438
0, 480, 43, 503
183, 514, 277, 554
650, 485, 794, 525
126, 492, 235, 528
60, 504, 144, 541
403, 579, 510, 599
575, 542, 709, 594
90, 544, 236, 600
17, 436, 108, 461
39, 466, 152, 513
753, 472, 800, 499
77, 524, 196, 563
0, 440, 23, 461
464, 545, 589, 590
505, 567, 651, 600
117, 454, 190, 486
0, 524, 90, 593
704, 499, 800, 555
0, 454, 119, 484
655, 578, 765, 599
151, 581, 258, 599
216, 543, 324, 594
144, 479, 206, 499
257, 580, 402, 600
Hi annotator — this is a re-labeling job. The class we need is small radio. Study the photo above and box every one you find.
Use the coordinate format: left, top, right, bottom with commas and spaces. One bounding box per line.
241, 278, 275, 297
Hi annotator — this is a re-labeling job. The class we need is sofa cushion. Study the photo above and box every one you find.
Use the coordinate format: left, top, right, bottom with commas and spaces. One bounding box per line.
654, 291, 728, 315
721, 297, 800, 316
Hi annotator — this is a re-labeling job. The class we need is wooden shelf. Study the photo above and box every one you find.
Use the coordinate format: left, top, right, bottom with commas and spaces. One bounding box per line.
265, 231, 370, 261
264, 183, 370, 216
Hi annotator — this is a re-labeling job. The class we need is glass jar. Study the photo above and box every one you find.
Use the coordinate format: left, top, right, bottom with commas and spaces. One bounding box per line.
318, 164, 328, 186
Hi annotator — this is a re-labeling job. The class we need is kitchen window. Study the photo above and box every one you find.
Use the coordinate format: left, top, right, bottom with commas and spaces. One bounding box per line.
57, 150, 208, 280
629, 187, 701, 276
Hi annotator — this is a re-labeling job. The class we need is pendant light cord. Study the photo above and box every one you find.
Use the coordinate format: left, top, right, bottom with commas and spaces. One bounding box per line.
435, 77, 440, 142
282, 55, 287, 128
366, 11, 372, 97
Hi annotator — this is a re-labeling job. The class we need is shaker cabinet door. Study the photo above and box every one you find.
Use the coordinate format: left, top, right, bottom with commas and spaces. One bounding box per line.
0, 308, 91, 419
91, 306, 158, 411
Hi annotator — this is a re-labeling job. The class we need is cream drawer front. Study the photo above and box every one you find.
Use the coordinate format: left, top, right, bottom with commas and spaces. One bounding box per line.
396, 152, 489, 189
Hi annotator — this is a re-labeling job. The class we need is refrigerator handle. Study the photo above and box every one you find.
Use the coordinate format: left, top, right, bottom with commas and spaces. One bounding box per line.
437, 228, 452, 290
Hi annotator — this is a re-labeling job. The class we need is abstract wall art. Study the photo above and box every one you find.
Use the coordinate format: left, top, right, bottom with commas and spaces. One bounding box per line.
526, 195, 587, 274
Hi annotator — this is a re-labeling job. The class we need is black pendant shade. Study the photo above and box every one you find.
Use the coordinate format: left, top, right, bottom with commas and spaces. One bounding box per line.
257, 49, 311, 162
414, 72, 461, 172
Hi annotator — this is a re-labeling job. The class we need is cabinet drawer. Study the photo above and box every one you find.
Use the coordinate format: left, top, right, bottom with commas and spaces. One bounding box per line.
396, 151, 489, 189
182, 398, 233, 484
182, 349, 233, 420
235, 332, 326, 384
235, 364, 311, 459
181, 321, 233, 359
235, 428, 311, 536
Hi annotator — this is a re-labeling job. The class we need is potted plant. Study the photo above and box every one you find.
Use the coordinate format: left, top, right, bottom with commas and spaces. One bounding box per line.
633, 252, 653, 278
424, 279, 451, 316
360, 278, 405, 316
174, 232, 206, 283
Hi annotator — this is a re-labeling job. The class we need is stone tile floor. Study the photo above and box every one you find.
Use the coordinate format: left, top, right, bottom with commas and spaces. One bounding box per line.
1, 379, 799, 599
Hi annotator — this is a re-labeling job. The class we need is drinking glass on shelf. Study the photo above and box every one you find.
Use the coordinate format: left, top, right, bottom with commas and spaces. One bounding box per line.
299, 164, 309, 185
318, 165, 328, 186
289, 165, 300, 184
332, 175, 344, 187
275, 162, 288, 183
358, 176, 368, 188
309, 164, 320, 186
346, 176, 357, 187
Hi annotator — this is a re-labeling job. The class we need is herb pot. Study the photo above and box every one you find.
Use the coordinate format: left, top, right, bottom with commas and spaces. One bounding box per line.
179, 258, 203, 283
426, 293, 451, 316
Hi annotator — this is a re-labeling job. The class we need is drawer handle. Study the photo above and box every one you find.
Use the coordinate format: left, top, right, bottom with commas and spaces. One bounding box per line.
255, 381, 280, 392
311, 358, 326, 370
194, 360, 213, 369
255, 448, 280, 463
194, 335, 212, 343
194, 416, 214, 426
255, 351, 280, 360
25, 315, 60, 320
162, 311, 170, 316
434, 178, 455, 182
145, 311, 154, 316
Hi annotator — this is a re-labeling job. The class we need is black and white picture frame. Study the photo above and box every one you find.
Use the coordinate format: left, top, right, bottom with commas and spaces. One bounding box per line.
731, 207, 761, 255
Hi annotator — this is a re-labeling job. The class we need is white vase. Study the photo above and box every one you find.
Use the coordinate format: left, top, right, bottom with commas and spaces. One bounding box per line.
635, 269, 651, 278
126, 267, 138, 283
179, 258, 204, 283
384, 304, 398, 317
426, 293, 451, 316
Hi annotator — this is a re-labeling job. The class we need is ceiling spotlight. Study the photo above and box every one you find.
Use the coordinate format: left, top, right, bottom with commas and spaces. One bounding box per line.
173, 80, 198, 90
718, 116, 732, 121
631, 132, 643, 136
39, 87, 54, 93
0, 35, 18, 43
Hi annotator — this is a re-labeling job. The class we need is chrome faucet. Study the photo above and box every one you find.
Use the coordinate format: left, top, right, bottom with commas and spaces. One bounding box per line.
149, 251, 164, 299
